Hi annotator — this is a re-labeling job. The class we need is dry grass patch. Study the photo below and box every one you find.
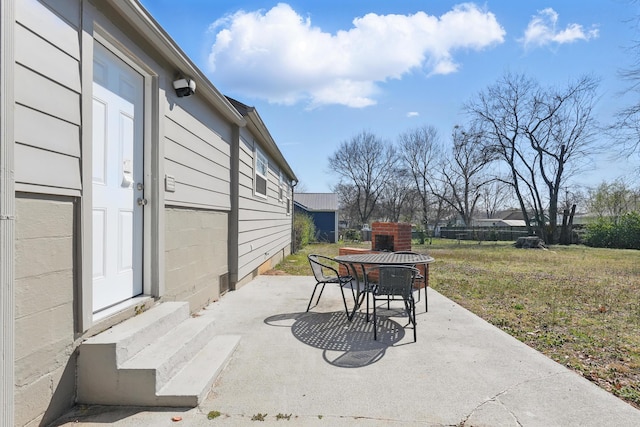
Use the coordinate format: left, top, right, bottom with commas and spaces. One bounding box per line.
426, 243, 640, 408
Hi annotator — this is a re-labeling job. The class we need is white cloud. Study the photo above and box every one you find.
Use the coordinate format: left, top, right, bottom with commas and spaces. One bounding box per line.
407, 112, 420, 118
207, 3, 505, 108
521, 8, 599, 49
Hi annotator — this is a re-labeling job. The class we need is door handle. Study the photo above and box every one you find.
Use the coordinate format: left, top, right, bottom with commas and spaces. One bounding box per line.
122, 160, 134, 187
137, 198, 148, 206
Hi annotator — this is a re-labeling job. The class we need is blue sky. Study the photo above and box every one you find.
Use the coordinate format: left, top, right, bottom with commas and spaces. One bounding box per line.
140, 0, 639, 193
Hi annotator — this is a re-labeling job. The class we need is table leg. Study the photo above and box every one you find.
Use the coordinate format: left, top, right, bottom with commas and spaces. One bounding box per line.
347, 263, 370, 322
424, 264, 429, 312
346, 263, 362, 321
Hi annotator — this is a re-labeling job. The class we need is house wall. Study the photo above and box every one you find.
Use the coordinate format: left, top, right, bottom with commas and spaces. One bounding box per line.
161, 69, 234, 310
163, 99, 232, 210
87, 0, 236, 309
14, 195, 76, 427
10, 0, 235, 424
9, 0, 295, 424
164, 208, 228, 311
235, 128, 292, 286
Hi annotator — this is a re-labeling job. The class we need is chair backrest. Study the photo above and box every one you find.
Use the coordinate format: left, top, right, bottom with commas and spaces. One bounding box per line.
376, 265, 418, 297
308, 254, 337, 282
391, 251, 426, 278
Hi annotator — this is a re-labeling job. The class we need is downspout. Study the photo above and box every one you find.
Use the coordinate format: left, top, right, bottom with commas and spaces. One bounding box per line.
228, 125, 240, 289
290, 180, 298, 253
334, 204, 339, 243
0, 0, 15, 424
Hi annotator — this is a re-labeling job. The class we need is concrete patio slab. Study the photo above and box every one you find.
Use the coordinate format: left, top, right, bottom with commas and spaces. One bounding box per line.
51, 275, 640, 426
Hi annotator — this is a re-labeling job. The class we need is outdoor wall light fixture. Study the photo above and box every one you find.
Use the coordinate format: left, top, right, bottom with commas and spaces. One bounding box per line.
173, 77, 196, 97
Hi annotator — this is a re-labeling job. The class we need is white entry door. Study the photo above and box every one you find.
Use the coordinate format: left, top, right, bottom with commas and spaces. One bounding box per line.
92, 42, 144, 312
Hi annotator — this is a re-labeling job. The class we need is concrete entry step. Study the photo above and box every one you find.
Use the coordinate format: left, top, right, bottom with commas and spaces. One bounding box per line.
77, 302, 240, 407
157, 334, 241, 407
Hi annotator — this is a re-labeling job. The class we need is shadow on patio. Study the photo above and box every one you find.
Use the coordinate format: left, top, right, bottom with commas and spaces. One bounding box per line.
264, 310, 410, 368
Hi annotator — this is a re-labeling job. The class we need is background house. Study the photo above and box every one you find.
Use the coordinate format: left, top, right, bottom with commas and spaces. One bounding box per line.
473, 218, 527, 227
1, 1, 296, 425
294, 193, 339, 243
439, 209, 529, 240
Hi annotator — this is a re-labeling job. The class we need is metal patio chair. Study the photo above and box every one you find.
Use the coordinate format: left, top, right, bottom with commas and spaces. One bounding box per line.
307, 254, 353, 316
369, 265, 419, 342
393, 251, 428, 312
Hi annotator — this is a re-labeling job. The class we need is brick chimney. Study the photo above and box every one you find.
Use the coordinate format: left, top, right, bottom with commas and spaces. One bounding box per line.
371, 222, 412, 252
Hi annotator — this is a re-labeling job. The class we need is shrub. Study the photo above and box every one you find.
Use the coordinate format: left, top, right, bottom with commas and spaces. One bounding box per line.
584, 212, 640, 249
293, 212, 316, 251
343, 229, 361, 242
618, 211, 640, 249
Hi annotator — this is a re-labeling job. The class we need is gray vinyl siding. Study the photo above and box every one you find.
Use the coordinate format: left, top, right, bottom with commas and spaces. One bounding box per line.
163, 100, 233, 210
14, 0, 82, 194
18, 0, 81, 59
237, 130, 291, 280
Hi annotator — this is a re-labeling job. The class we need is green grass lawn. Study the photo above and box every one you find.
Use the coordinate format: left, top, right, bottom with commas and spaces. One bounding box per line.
273, 239, 640, 408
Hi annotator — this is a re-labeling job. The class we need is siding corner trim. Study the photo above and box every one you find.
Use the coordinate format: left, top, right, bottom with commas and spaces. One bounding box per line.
0, 0, 16, 424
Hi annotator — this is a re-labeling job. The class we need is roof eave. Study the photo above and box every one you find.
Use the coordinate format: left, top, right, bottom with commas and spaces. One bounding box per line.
111, 0, 246, 127
246, 110, 296, 180
227, 97, 297, 182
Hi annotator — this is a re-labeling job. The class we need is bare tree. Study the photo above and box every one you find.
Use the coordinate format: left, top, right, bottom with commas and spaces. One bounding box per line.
465, 73, 536, 235
333, 182, 359, 228
466, 72, 600, 243
400, 188, 425, 224
328, 131, 397, 227
429, 179, 455, 234
478, 179, 512, 218
559, 186, 586, 213
398, 126, 441, 235
431, 125, 496, 226
527, 75, 599, 242
611, 8, 640, 164
377, 169, 414, 222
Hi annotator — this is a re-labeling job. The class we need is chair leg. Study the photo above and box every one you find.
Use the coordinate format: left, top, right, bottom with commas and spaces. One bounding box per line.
412, 297, 417, 342
373, 298, 377, 340
414, 280, 428, 312
425, 286, 428, 312
366, 286, 371, 322
315, 282, 327, 306
339, 282, 351, 317
402, 296, 417, 342
306, 282, 325, 312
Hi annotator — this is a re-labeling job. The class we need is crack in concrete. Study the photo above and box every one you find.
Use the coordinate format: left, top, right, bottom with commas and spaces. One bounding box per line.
459, 391, 522, 427
459, 370, 568, 426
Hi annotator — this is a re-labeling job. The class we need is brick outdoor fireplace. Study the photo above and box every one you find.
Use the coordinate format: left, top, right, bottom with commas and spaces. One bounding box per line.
338, 222, 416, 281
371, 222, 412, 252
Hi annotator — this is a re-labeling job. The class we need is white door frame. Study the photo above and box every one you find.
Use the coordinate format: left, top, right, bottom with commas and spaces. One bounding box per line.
80, 15, 164, 331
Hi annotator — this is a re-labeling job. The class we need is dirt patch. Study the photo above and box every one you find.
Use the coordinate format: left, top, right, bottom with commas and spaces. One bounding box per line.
262, 269, 290, 276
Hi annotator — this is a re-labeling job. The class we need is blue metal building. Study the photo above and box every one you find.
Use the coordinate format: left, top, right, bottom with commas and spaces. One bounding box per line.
293, 193, 339, 243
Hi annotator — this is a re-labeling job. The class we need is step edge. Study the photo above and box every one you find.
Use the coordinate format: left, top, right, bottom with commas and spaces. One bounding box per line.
155, 334, 241, 405
121, 317, 218, 387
